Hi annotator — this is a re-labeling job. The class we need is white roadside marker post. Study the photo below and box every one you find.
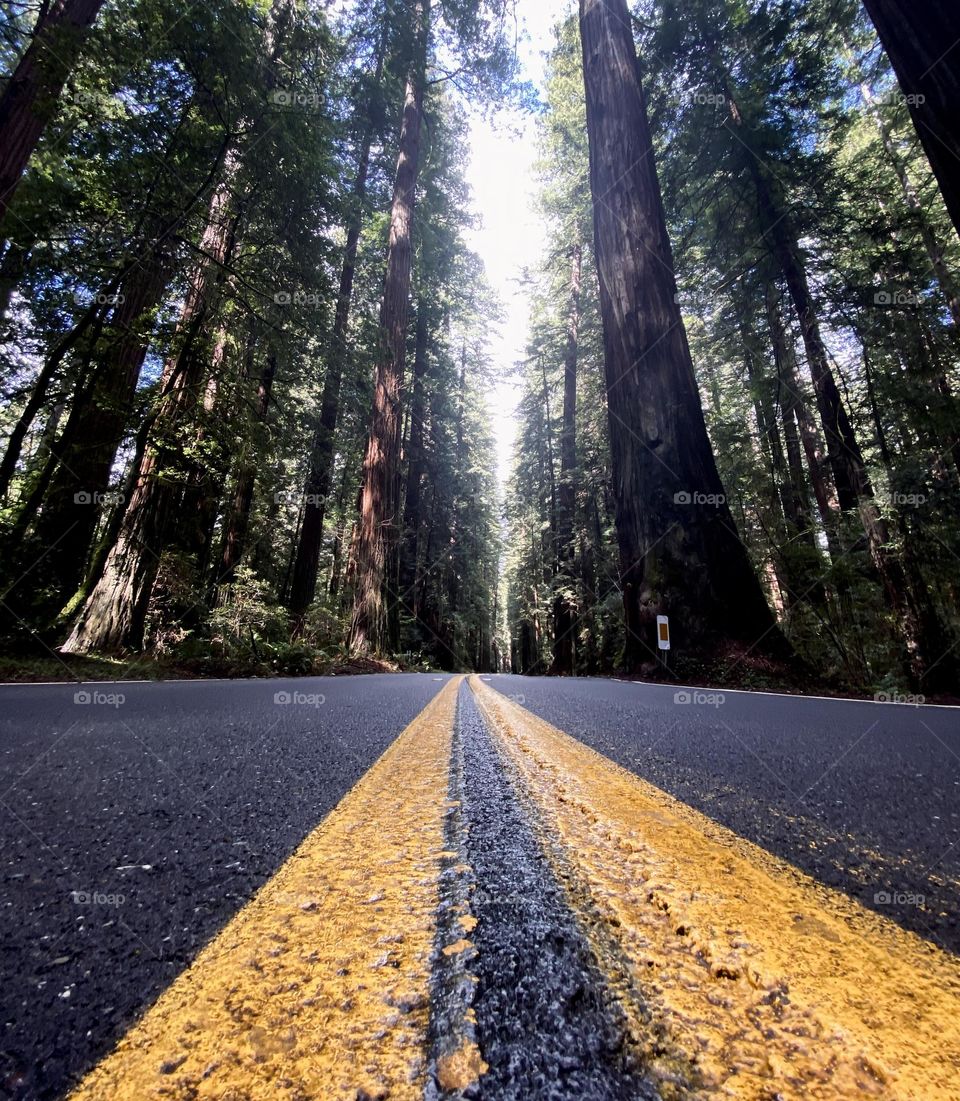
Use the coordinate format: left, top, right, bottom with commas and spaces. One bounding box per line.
657, 615, 670, 673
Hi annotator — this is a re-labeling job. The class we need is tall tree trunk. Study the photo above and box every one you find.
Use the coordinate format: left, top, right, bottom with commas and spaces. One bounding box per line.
26, 242, 175, 609
0, 282, 117, 500
286, 32, 386, 632
551, 240, 582, 674
742, 323, 794, 598
539, 353, 558, 567
861, 0, 960, 242
399, 300, 430, 609
578, 0, 786, 667
742, 157, 865, 509
348, 0, 429, 654
216, 345, 276, 588
766, 288, 844, 555
0, 121, 226, 503
729, 93, 953, 686
61, 174, 238, 653
0, 0, 106, 227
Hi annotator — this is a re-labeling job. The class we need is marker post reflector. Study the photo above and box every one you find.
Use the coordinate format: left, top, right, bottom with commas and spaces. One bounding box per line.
657, 616, 670, 651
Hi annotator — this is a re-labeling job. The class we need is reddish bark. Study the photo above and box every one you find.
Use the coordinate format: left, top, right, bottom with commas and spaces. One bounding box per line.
348, 0, 429, 654
0, 0, 106, 226
579, 0, 786, 667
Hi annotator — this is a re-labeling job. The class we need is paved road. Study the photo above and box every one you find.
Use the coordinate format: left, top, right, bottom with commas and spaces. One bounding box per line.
2, 672, 958, 1099
484, 675, 960, 953
0, 674, 452, 1099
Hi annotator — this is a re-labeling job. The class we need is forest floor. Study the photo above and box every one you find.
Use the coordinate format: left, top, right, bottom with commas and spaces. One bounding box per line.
0, 649, 407, 683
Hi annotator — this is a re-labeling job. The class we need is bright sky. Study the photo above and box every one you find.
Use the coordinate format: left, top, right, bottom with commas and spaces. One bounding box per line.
463, 0, 572, 488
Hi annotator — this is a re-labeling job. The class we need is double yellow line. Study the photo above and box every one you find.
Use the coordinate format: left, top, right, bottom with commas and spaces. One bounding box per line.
72, 675, 960, 1100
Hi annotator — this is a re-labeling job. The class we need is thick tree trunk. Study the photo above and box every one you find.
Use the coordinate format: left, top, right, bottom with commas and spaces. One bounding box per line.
0, 0, 106, 227
61, 175, 238, 653
861, 0, 960, 242
578, 0, 785, 667
27, 244, 175, 608
551, 241, 582, 674
348, 0, 428, 654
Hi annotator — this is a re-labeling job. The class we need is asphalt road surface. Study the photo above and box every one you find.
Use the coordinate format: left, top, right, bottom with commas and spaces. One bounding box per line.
1, 672, 958, 1099
484, 674, 960, 951
0, 674, 452, 1099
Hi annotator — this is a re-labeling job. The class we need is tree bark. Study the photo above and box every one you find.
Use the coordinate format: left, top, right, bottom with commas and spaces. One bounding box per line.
27, 242, 175, 608
348, 0, 429, 654
578, 0, 786, 668
61, 173, 238, 653
0, 0, 106, 227
861, 0, 960, 242
399, 299, 430, 609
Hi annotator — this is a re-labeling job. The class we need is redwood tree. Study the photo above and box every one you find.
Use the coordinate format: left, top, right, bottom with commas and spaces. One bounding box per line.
861, 0, 960, 241
348, 0, 429, 654
578, 0, 787, 667
551, 241, 582, 674
0, 0, 106, 228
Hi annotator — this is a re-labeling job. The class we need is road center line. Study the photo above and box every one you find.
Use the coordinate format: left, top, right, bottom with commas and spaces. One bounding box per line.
469, 675, 960, 1100
70, 676, 462, 1101
428, 681, 655, 1099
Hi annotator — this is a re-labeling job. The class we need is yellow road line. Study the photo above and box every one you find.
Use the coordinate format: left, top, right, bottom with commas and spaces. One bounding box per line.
470, 676, 960, 1101
72, 676, 462, 1101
